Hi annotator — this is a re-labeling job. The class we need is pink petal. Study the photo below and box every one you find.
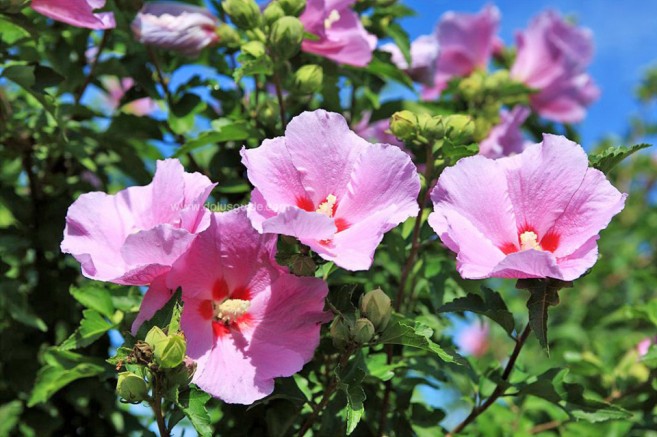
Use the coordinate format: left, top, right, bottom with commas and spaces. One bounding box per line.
490, 250, 563, 279
554, 236, 599, 281
261, 207, 337, 241
131, 275, 174, 334
32, 0, 116, 29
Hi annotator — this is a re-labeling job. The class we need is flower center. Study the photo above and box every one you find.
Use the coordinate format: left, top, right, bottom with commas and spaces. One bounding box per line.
316, 194, 337, 217
519, 231, 542, 251
213, 299, 250, 324
324, 9, 341, 30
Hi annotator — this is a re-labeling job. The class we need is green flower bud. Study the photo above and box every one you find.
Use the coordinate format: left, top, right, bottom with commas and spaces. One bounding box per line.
293, 64, 323, 94
263, 1, 285, 25
223, 0, 261, 30
216, 24, 241, 49
153, 333, 187, 369
278, 0, 307, 16
351, 318, 376, 344
144, 326, 167, 348
330, 317, 352, 350
116, 372, 149, 402
360, 288, 392, 332
269, 16, 304, 60
389, 110, 417, 141
417, 113, 445, 141
241, 40, 267, 58
444, 114, 475, 144
484, 70, 510, 90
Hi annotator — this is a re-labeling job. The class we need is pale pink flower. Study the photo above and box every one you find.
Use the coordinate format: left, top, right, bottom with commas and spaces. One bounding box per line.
241, 110, 420, 271
100, 77, 158, 117
133, 208, 329, 404
132, 2, 219, 57
510, 11, 600, 123
638, 337, 655, 357
479, 106, 531, 159
31, 0, 115, 29
61, 159, 215, 285
422, 5, 500, 100
429, 134, 626, 281
352, 113, 402, 148
299, 0, 377, 67
380, 35, 440, 86
455, 320, 489, 357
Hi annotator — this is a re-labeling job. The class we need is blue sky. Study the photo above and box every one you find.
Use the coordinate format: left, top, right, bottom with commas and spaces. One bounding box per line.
400, 0, 657, 147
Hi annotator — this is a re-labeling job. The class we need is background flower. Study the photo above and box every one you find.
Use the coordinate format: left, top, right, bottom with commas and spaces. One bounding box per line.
31, 0, 115, 29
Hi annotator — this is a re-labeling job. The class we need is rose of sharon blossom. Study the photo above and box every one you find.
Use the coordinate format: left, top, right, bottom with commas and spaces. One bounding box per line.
299, 0, 377, 67
241, 110, 420, 271
132, 2, 219, 57
61, 159, 215, 285
479, 106, 531, 159
31, 0, 115, 29
133, 208, 329, 404
381, 35, 440, 86
423, 5, 500, 100
429, 134, 626, 281
455, 320, 489, 357
510, 11, 600, 123
100, 77, 158, 117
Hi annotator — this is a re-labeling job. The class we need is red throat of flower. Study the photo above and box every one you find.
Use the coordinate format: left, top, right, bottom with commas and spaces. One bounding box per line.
198, 278, 253, 338
500, 227, 560, 255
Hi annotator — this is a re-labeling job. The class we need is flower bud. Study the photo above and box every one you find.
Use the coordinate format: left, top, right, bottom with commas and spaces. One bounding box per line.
241, 40, 266, 58
153, 333, 187, 369
444, 114, 475, 144
359, 288, 392, 332
144, 326, 167, 348
223, 0, 261, 30
293, 65, 323, 94
269, 16, 304, 60
216, 24, 241, 49
351, 318, 375, 344
417, 113, 445, 141
330, 317, 352, 350
116, 372, 149, 402
278, 0, 307, 16
263, 1, 285, 25
389, 110, 417, 141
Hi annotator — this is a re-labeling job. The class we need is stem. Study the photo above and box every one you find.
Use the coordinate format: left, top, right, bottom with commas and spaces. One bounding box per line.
272, 69, 287, 129
149, 374, 170, 437
76, 30, 111, 104
447, 323, 532, 436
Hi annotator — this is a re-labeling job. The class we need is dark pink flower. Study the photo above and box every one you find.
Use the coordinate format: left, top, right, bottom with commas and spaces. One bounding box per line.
132, 2, 219, 57
133, 208, 329, 404
61, 159, 215, 285
31, 0, 115, 29
381, 35, 440, 86
510, 11, 600, 123
479, 106, 531, 159
429, 134, 626, 281
241, 110, 420, 271
422, 5, 500, 100
299, 0, 377, 67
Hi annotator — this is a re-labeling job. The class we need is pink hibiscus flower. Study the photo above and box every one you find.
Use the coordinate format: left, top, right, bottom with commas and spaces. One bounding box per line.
99, 77, 158, 117
455, 320, 490, 357
479, 106, 531, 159
31, 0, 115, 29
132, 2, 219, 57
61, 159, 215, 285
241, 110, 420, 271
380, 34, 440, 86
133, 208, 329, 404
429, 134, 626, 281
422, 5, 501, 100
299, 0, 377, 67
510, 11, 600, 123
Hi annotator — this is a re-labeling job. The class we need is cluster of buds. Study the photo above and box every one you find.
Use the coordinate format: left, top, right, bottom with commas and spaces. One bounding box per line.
390, 110, 475, 147
330, 288, 392, 349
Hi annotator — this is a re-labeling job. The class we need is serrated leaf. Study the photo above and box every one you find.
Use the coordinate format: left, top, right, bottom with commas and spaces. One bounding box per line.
58, 309, 117, 351
589, 143, 650, 174
387, 23, 411, 66
517, 279, 571, 352
379, 315, 456, 363
176, 386, 213, 436
136, 289, 182, 339
439, 287, 515, 337
233, 54, 273, 82
363, 57, 414, 90
174, 120, 252, 157
442, 141, 479, 165
0, 400, 23, 436
70, 284, 115, 318
336, 352, 367, 435
168, 301, 183, 334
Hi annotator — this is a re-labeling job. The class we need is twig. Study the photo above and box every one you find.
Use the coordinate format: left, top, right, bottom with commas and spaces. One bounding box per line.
272, 69, 287, 128
76, 30, 111, 104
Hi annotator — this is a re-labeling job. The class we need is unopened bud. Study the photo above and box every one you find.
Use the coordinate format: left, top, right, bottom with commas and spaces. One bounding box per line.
223, 0, 261, 30
241, 40, 266, 58
153, 333, 187, 369
216, 24, 241, 49
351, 318, 375, 344
263, 1, 285, 25
116, 372, 149, 402
417, 113, 445, 141
278, 0, 307, 16
360, 288, 392, 332
390, 110, 417, 141
484, 70, 510, 90
444, 114, 475, 144
293, 64, 323, 94
269, 16, 304, 60
330, 317, 352, 350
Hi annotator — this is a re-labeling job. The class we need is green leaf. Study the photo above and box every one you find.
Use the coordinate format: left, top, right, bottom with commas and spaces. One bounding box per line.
379, 315, 456, 363
174, 119, 252, 157
336, 352, 367, 435
589, 143, 650, 174
517, 279, 571, 352
58, 309, 117, 351
387, 23, 411, 66
176, 385, 213, 437
1, 64, 60, 119
233, 53, 274, 82
136, 289, 182, 339
442, 141, 479, 165
0, 400, 23, 436
70, 284, 115, 318
439, 287, 516, 337
28, 350, 106, 407
363, 57, 415, 90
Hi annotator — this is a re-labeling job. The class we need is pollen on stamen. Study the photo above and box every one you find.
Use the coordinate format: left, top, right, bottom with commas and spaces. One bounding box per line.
215, 299, 250, 324
519, 231, 542, 251
324, 9, 341, 29
316, 194, 337, 217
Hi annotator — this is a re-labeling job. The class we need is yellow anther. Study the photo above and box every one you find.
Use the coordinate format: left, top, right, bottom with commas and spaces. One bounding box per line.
316, 194, 337, 217
324, 9, 341, 29
519, 231, 542, 251
214, 299, 250, 324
